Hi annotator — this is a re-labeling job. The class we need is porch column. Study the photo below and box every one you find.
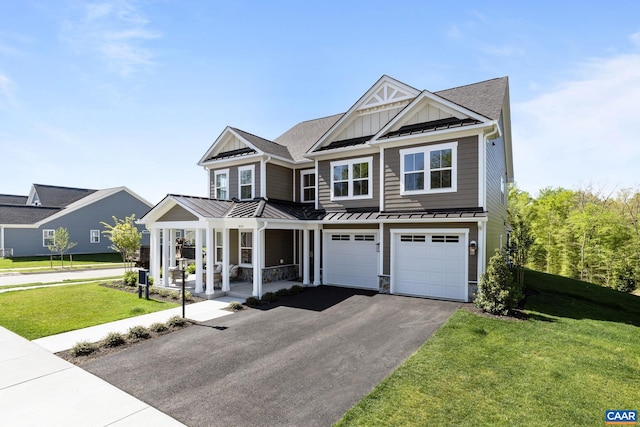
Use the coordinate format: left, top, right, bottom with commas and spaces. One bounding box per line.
150, 228, 161, 283
222, 228, 230, 292
169, 229, 177, 268
195, 228, 204, 293
302, 228, 310, 285
313, 227, 321, 286
206, 227, 215, 295
252, 225, 263, 297
162, 228, 170, 286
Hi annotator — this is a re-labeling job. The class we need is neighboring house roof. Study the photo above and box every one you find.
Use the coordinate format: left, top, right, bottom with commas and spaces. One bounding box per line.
30, 184, 97, 207
0, 205, 61, 225
0, 194, 28, 205
434, 77, 508, 121
273, 113, 344, 162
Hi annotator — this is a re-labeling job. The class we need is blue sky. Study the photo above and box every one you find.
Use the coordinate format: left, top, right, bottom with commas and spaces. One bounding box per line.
1, 0, 639, 204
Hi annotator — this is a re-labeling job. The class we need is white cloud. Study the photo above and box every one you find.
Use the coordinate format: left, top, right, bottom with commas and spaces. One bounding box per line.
512, 54, 640, 195
62, 0, 162, 76
630, 30, 640, 47
0, 72, 14, 107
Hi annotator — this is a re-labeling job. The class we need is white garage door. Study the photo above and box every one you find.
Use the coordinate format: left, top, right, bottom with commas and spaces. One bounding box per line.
393, 231, 467, 301
324, 232, 379, 289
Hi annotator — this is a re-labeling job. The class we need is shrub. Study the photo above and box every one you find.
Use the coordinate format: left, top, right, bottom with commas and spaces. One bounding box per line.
289, 284, 303, 294
169, 290, 180, 300
101, 332, 126, 348
128, 325, 150, 339
244, 296, 260, 306
228, 301, 244, 311
148, 276, 154, 286
184, 291, 192, 301
275, 288, 291, 297
261, 292, 277, 303
166, 315, 187, 328
71, 340, 97, 357
187, 263, 196, 274
149, 322, 168, 333
123, 271, 138, 286
157, 289, 170, 298
474, 251, 523, 315
611, 264, 637, 293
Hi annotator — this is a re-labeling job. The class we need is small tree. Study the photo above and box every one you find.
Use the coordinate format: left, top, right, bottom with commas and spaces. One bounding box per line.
475, 250, 523, 315
47, 227, 78, 268
101, 214, 142, 272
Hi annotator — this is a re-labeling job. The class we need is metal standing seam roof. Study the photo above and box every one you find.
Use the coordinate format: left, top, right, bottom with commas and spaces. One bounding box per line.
379, 117, 483, 140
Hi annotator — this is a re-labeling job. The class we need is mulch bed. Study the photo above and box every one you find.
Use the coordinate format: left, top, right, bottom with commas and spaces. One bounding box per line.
99, 281, 206, 304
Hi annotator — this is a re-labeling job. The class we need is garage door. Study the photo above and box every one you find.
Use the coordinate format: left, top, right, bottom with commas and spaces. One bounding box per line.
393, 231, 467, 301
324, 232, 379, 289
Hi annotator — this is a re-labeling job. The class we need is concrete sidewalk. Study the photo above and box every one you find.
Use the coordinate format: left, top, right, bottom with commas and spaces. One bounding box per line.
0, 326, 186, 427
33, 298, 244, 353
0, 267, 125, 288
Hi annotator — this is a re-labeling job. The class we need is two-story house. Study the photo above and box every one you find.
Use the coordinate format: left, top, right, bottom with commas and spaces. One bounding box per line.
139, 75, 513, 302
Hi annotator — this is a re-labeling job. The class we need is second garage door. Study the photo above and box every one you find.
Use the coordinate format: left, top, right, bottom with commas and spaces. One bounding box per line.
392, 230, 468, 301
324, 231, 379, 290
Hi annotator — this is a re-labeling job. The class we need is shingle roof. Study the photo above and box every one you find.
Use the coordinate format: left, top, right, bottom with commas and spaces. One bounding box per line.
434, 77, 508, 120
0, 205, 61, 225
32, 184, 97, 207
230, 128, 293, 161
274, 113, 344, 161
0, 194, 28, 205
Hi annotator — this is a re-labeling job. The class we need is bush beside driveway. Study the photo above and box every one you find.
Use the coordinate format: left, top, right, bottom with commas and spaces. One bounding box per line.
82, 286, 460, 427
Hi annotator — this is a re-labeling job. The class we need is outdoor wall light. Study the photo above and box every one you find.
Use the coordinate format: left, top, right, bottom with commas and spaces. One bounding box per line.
469, 240, 477, 256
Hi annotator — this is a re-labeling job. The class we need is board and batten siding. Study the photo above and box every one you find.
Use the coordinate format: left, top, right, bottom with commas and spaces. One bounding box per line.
266, 163, 293, 201
335, 105, 407, 141
383, 135, 479, 211
382, 222, 478, 282
317, 153, 380, 211
209, 161, 261, 200
484, 114, 509, 261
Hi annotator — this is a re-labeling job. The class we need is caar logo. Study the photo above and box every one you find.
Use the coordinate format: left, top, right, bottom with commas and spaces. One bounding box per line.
605, 410, 637, 425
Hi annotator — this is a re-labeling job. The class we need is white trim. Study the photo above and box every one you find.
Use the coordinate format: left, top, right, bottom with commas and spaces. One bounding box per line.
42, 229, 55, 247
260, 159, 267, 198
379, 148, 385, 211
390, 228, 469, 302
212, 169, 231, 200
90, 229, 100, 243
238, 164, 255, 200
300, 169, 316, 203
314, 159, 319, 210
330, 156, 373, 201
239, 230, 253, 267
399, 142, 458, 195
478, 134, 486, 208
378, 222, 384, 276
323, 229, 380, 290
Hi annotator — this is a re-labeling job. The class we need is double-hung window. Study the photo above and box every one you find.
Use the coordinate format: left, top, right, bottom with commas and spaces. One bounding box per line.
215, 231, 223, 263
43, 229, 55, 247
214, 169, 229, 200
238, 165, 255, 200
300, 170, 316, 202
240, 231, 253, 265
330, 157, 373, 200
90, 230, 100, 243
400, 142, 457, 194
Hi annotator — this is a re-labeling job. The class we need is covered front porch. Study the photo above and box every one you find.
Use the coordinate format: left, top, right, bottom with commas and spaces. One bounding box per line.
139, 196, 323, 299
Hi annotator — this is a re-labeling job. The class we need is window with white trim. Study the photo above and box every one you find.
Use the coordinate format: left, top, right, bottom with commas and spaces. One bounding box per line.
214, 169, 229, 200
238, 165, 255, 200
90, 230, 100, 243
300, 169, 316, 203
43, 229, 55, 247
215, 231, 223, 263
400, 142, 457, 194
330, 157, 372, 200
240, 231, 253, 265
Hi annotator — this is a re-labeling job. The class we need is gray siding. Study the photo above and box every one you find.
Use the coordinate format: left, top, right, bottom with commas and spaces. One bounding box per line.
266, 163, 293, 201
318, 153, 380, 211
383, 136, 479, 211
485, 114, 509, 260
265, 229, 294, 266
382, 222, 478, 282
5, 190, 151, 257
294, 168, 316, 203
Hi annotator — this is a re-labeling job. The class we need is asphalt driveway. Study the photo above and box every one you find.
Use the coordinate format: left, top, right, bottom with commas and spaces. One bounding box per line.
83, 286, 461, 427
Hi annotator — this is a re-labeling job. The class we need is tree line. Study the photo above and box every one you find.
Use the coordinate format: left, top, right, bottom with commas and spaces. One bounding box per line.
508, 184, 639, 292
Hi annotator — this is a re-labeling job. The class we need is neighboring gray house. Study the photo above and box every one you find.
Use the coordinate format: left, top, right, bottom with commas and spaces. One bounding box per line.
0, 184, 153, 257
140, 75, 513, 302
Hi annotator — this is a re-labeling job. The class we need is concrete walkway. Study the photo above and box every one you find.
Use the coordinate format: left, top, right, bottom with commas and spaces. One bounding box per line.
0, 267, 126, 288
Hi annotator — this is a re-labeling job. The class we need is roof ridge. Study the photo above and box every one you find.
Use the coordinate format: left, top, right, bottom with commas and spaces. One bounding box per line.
33, 183, 96, 192
434, 76, 507, 94
230, 127, 286, 147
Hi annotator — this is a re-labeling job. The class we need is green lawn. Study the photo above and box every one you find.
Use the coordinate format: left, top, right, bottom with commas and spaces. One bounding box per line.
336, 270, 640, 426
0, 283, 178, 339
0, 253, 124, 271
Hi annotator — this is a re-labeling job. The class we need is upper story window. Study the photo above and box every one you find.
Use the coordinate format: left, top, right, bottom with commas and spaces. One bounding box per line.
238, 165, 255, 200
90, 230, 100, 243
400, 142, 457, 195
330, 157, 373, 200
43, 229, 55, 247
214, 169, 229, 200
300, 169, 316, 203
